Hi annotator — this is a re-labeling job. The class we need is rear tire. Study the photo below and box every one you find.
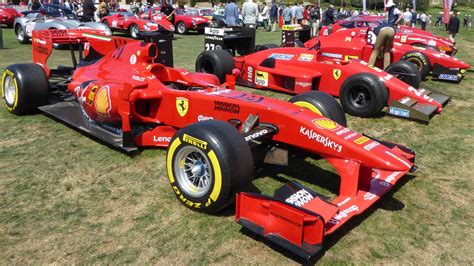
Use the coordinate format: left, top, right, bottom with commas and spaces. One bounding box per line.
400, 51, 431, 80
129, 24, 139, 39
176, 21, 188, 34
167, 120, 254, 213
195, 50, 235, 83
289, 91, 347, 127
339, 73, 388, 118
385, 61, 421, 88
1, 64, 49, 115
15, 24, 29, 44
254, 43, 279, 52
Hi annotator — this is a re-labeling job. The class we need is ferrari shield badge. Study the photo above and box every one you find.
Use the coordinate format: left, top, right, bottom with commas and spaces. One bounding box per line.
176, 97, 189, 117
333, 69, 342, 80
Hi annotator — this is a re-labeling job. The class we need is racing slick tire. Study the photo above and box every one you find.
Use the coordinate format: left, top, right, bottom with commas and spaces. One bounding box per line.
195, 50, 235, 83
176, 21, 188, 34
1, 64, 49, 115
339, 73, 388, 118
385, 61, 421, 88
400, 51, 431, 80
129, 24, 140, 39
294, 40, 304, 47
166, 120, 254, 213
254, 43, 279, 52
15, 25, 29, 44
289, 91, 347, 127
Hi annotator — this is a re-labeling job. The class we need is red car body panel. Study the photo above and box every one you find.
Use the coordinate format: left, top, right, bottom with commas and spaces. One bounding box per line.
26, 29, 416, 257
306, 28, 470, 79
0, 7, 22, 25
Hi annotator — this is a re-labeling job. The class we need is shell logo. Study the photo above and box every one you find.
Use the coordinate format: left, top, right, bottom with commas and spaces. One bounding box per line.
94, 86, 111, 116
312, 118, 340, 131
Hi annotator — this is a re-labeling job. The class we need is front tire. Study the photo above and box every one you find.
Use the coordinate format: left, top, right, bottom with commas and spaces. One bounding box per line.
289, 91, 347, 127
15, 25, 29, 44
195, 50, 235, 83
339, 73, 388, 118
176, 21, 188, 34
166, 120, 254, 213
129, 24, 139, 39
385, 61, 421, 88
400, 51, 431, 80
1, 64, 49, 115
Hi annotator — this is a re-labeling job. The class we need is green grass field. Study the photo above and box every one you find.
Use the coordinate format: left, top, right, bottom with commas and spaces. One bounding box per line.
0, 21, 473, 264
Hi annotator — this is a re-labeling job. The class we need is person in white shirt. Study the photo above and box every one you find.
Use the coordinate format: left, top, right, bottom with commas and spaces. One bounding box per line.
420, 12, 427, 30
260, 2, 270, 30
402, 8, 412, 26
242, 0, 258, 27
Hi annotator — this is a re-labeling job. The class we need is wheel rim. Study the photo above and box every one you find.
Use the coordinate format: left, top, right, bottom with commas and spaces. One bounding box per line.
3, 75, 17, 106
174, 146, 213, 198
406, 58, 423, 71
178, 23, 185, 34
349, 85, 371, 109
131, 25, 138, 38
17, 27, 24, 41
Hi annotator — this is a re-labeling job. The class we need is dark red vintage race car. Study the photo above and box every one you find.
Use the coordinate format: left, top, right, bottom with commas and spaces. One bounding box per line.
143, 7, 210, 34
196, 46, 450, 123
0, 6, 22, 27
319, 16, 457, 55
305, 27, 470, 82
2, 28, 417, 259
100, 12, 174, 39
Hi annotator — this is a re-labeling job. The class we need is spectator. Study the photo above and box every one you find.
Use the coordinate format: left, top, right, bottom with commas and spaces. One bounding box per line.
224, 0, 239, 26
402, 8, 411, 26
98, 0, 108, 19
420, 12, 427, 30
31, 0, 41, 10
463, 14, 469, 28
368, 22, 396, 69
82, 0, 96, 22
289, 2, 297, 24
386, 0, 401, 26
410, 8, 417, 27
303, 5, 309, 25
282, 4, 291, 25
448, 10, 460, 43
295, 2, 303, 24
242, 0, 258, 28
260, 2, 269, 30
269, 1, 278, 31
309, 3, 321, 36
64, 0, 71, 9
161, 1, 175, 24
435, 14, 443, 27
322, 5, 334, 26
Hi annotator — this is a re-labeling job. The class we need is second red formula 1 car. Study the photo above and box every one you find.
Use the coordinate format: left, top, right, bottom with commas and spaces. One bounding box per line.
305, 27, 470, 82
196, 45, 450, 123
3, 28, 417, 259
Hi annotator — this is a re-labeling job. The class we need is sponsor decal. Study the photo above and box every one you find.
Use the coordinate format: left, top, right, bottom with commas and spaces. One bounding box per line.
153, 136, 172, 142
384, 171, 400, 183
285, 189, 314, 207
255, 70, 269, 86
344, 36, 351, 42
176, 97, 189, 117
34, 38, 46, 45
183, 134, 207, 149
336, 128, 351, 136
460, 69, 466, 74
312, 118, 341, 131
363, 192, 376, 201
245, 128, 269, 141
369, 65, 383, 72
322, 52, 343, 59
389, 107, 410, 118
407, 86, 433, 102
363, 141, 379, 151
344, 55, 359, 61
383, 74, 393, 81
428, 40, 436, 46
354, 136, 370, 145
227, 93, 264, 103
129, 54, 137, 65
298, 53, 314, 62
344, 132, 358, 140
197, 115, 213, 121
399, 97, 411, 104
94, 86, 112, 116
300, 126, 342, 152
268, 53, 294, 60
337, 197, 350, 207
86, 86, 98, 106
214, 101, 240, 114
132, 75, 145, 82
247, 66, 253, 82
438, 74, 459, 81
295, 81, 311, 88
333, 69, 342, 80
400, 35, 408, 43
329, 205, 359, 224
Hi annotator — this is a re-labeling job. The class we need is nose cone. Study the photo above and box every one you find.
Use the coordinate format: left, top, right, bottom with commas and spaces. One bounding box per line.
375, 149, 413, 172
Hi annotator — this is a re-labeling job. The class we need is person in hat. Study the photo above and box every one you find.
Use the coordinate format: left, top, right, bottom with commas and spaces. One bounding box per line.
386, 0, 402, 26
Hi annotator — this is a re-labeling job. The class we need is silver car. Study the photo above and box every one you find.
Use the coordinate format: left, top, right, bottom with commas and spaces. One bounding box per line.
14, 13, 111, 44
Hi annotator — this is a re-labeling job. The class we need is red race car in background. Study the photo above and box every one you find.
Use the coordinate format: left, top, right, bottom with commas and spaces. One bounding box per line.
2, 28, 417, 259
101, 12, 172, 39
143, 7, 210, 34
319, 16, 457, 55
0, 6, 22, 27
196, 46, 450, 123
306, 28, 470, 82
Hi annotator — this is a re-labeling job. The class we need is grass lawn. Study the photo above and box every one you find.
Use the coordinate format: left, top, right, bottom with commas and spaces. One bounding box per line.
0, 20, 473, 264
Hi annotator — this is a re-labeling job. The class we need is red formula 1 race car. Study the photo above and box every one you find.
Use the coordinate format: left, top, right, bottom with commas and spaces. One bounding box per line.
3, 28, 417, 259
0, 6, 22, 27
305, 27, 470, 82
100, 12, 173, 39
196, 45, 450, 123
319, 17, 457, 55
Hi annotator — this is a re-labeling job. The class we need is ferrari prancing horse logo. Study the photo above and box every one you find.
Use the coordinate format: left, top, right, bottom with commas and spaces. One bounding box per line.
176, 97, 189, 117
333, 69, 342, 80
